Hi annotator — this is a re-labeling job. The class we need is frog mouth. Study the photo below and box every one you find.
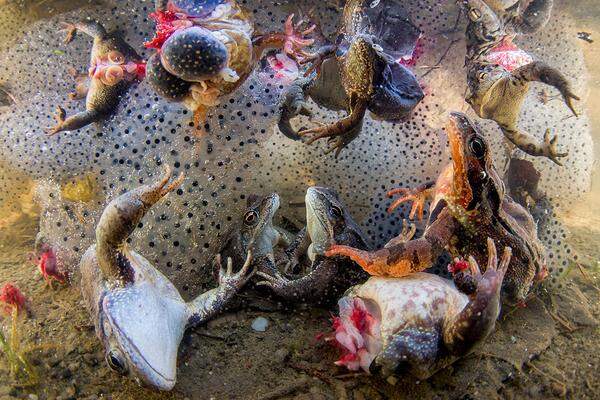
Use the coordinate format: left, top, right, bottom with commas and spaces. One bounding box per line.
446, 113, 473, 209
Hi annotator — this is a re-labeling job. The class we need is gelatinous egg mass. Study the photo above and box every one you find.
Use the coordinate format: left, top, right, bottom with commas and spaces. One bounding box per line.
0, 0, 592, 296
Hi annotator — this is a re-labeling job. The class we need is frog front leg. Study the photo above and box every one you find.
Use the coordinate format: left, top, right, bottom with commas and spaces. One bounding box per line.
46, 106, 102, 136
187, 251, 255, 328
60, 20, 107, 43
326, 209, 457, 277
281, 227, 311, 273
277, 76, 314, 141
386, 182, 435, 219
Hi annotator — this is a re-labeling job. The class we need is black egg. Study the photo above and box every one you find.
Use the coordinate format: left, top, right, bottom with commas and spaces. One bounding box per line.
146, 53, 191, 100
160, 26, 228, 82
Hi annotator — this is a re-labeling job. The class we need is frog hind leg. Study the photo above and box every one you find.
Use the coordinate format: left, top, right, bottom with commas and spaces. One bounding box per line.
67, 67, 90, 100
45, 106, 102, 135
500, 125, 567, 165
505, 0, 553, 35
300, 100, 367, 155
512, 61, 579, 116
371, 327, 440, 379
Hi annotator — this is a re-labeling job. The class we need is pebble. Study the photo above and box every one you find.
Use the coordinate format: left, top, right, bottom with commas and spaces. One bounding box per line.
274, 348, 290, 364
28, 394, 38, 400
550, 382, 567, 397
251, 317, 269, 332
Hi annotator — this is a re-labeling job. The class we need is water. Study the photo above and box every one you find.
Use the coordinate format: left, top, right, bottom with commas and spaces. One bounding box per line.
0, 0, 598, 398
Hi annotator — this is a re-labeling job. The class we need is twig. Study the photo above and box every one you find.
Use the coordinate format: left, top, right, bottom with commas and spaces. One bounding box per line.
420, 39, 460, 79
525, 360, 567, 389
547, 309, 576, 332
256, 377, 309, 400
196, 331, 226, 341
577, 263, 600, 293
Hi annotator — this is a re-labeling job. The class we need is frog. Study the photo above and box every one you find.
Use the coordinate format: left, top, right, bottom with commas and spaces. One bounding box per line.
331, 237, 511, 379
255, 186, 370, 304
326, 112, 547, 303
463, 0, 578, 165
276, 0, 424, 157
145, 0, 315, 130
80, 166, 254, 390
46, 21, 145, 135
218, 192, 294, 278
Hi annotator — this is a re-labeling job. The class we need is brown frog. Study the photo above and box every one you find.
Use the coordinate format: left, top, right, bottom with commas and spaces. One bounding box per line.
326, 112, 547, 303
464, 0, 579, 165
47, 21, 144, 135
277, 0, 424, 157
145, 0, 315, 130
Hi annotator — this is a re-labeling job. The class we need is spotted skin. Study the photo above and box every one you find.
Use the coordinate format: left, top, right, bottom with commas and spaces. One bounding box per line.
46, 21, 142, 135
337, 238, 511, 379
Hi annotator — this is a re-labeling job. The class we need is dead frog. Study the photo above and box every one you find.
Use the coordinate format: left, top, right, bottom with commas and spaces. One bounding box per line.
277, 0, 424, 157
145, 0, 315, 130
463, 0, 579, 165
331, 238, 511, 379
255, 186, 370, 304
81, 167, 254, 390
327, 112, 547, 303
47, 21, 144, 135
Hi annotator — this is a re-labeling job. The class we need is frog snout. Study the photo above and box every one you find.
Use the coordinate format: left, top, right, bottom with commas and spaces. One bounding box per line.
160, 26, 229, 82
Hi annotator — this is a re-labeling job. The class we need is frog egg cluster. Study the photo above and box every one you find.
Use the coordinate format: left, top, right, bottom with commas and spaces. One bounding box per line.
0, 0, 592, 294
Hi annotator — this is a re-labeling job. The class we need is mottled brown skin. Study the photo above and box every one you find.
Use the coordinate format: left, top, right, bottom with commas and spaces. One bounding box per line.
327, 112, 547, 303
464, 0, 578, 165
46, 21, 142, 135
279, 0, 423, 157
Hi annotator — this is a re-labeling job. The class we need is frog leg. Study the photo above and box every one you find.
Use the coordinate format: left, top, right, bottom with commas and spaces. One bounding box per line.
67, 67, 90, 100
282, 227, 311, 274
443, 238, 511, 356
386, 181, 435, 219
155, 0, 169, 11
326, 209, 457, 277
192, 105, 208, 136
60, 20, 107, 44
500, 124, 567, 165
94, 166, 184, 282
187, 251, 254, 328
255, 257, 338, 303
512, 61, 579, 117
299, 99, 368, 156
371, 327, 440, 379
383, 220, 417, 249
503, 0, 553, 35
45, 106, 102, 135
252, 14, 315, 62
277, 76, 314, 140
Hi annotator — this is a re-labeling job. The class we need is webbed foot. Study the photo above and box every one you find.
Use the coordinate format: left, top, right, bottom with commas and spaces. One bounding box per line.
282, 14, 316, 61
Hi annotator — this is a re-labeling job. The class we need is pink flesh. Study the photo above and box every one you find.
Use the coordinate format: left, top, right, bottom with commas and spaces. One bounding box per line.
486, 38, 533, 72
332, 297, 382, 372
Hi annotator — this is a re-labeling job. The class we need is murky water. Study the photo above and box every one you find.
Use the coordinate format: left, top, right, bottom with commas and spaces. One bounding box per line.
0, 0, 598, 399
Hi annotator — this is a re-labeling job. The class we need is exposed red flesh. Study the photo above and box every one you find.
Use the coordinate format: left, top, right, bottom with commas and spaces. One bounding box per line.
448, 258, 470, 274
0, 283, 26, 315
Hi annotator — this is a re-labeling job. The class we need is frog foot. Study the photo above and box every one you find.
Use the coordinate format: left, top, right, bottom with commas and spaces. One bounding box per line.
255, 269, 289, 291
45, 106, 67, 136
216, 250, 255, 291
384, 220, 416, 249
59, 22, 79, 44
282, 14, 316, 61
541, 129, 568, 166
387, 183, 434, 219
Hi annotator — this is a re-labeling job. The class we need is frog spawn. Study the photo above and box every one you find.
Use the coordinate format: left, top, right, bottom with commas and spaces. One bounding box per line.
0, 0, 592, 296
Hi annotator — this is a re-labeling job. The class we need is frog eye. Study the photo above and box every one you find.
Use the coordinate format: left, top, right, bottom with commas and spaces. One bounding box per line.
244, 211, 258, 226
468, 136, 486, 159
469, 8, 482, 21
329, 205, 343, 218
478, 71, 488, 81
106, 351, 127, 375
